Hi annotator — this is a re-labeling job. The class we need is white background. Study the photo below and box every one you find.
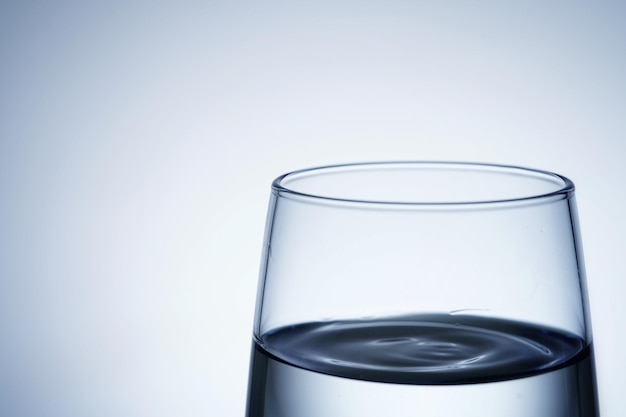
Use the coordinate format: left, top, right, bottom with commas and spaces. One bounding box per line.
1, 1, 624, 416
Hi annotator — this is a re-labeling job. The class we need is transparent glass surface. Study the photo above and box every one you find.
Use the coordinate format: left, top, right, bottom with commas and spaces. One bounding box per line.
246, 162, 599, 417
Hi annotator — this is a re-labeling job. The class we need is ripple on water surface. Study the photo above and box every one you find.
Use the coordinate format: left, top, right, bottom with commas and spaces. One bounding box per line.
258, 314, 587, 384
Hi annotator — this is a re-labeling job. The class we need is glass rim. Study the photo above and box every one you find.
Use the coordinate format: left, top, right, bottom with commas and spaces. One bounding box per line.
272, 161, 575, 207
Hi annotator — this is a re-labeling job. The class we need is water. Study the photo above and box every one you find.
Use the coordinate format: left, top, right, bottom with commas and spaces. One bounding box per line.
246, 314, 598, 417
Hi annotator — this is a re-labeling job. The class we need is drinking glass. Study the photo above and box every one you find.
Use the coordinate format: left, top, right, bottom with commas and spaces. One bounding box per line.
246, 162, 599, 417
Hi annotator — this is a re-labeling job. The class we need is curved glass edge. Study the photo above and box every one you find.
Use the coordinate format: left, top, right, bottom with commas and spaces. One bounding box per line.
271, 161, 575, 209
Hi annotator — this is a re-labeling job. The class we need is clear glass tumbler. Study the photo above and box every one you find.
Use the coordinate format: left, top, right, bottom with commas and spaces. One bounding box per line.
246, 162, 599, 417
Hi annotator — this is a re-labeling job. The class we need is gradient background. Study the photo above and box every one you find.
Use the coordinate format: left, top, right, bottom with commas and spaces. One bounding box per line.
1, 1, 624, 416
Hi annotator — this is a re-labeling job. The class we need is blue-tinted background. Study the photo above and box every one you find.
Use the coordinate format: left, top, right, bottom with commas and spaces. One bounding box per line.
1, 1, 624, 416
